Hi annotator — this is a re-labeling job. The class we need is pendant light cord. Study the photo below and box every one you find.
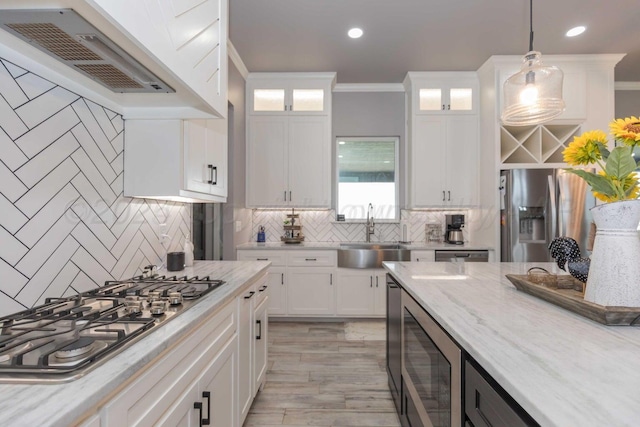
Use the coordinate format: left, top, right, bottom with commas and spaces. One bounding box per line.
529, 0, 534, 51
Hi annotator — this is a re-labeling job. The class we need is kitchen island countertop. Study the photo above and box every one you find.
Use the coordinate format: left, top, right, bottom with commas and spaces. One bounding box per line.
383, 261, 640, 427
0, 260, 269, 427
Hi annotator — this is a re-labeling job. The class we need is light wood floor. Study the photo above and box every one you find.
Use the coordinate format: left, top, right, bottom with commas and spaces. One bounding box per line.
243, 320, 401, 427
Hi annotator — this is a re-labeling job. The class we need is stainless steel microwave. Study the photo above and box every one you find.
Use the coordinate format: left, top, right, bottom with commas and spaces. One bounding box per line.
402, 290, 462, 426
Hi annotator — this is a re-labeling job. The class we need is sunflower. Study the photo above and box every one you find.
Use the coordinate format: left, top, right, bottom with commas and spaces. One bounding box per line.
592, 171, 640, 203
609, 116, 640, 146
562, 130, 607, 166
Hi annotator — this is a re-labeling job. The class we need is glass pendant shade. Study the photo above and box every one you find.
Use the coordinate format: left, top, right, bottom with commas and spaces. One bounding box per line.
501, 51, 565, 126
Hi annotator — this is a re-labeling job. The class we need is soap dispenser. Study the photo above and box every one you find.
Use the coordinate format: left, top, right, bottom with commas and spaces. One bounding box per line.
184, 234, 194, 267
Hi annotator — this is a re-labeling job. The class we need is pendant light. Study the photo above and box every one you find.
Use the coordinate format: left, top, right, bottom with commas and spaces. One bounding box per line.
501, 0, 565, 126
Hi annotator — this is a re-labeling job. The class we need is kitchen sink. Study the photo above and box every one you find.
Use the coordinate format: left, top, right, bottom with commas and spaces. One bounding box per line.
338, 243, 410, 269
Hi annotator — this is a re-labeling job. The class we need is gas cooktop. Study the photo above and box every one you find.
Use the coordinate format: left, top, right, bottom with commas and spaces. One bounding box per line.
0, 270, 225, 383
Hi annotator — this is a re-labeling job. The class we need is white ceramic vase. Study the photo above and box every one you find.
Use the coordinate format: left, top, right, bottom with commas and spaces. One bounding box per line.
584, 199, 640, 307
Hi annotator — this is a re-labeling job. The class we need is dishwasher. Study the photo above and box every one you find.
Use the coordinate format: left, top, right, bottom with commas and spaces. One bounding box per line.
435, 250, 489, 262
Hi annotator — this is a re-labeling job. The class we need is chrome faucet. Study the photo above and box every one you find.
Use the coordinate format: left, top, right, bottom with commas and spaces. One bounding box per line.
365, 203, 375, 242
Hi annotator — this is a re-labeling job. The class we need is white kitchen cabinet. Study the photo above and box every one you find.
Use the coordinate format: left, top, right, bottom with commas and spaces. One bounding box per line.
125, 118, 227, 203
247, 115, 330, 207
237, 251, 287, 316
101, 300, 237, 426
253, 296, 269, 393
246, 73, 335, 208
156, 335, 236, 427
237, 275, 269, 424
409, 115, 478, 207
411, 250, 436, 262
287, 267, 336, 315
405, 72, 479, 208
336, 269, 386, 317
405, 72, 478, 114
247, 73, 335, 115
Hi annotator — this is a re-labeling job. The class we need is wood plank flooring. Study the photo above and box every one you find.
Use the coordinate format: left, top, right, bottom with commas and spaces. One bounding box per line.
243, 320, 401, 427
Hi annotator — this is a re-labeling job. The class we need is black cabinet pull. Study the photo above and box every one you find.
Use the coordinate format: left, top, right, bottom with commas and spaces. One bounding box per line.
256, 319, 262, 340
244, 291, 255, 299
305, 258, 317, 261
281, 273, 284, 285
370, 276, 373, 288
202, 391, 211, 425
194, 402, 203, 427
207, 165, 217, 185
442, 104, 445, 110
330, 273, 333, 285
376, 276, 379, 288
284, 190, 287, 201
447, 104, 451, 110
442, 190, 445, 201
289, 190, 292, 201
259, 285, 268, 292
448, 190, 451, 201
257, 258, 269, 261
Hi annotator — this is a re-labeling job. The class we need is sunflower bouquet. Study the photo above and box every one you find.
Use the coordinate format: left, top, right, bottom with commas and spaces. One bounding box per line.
563, 117, 640, 202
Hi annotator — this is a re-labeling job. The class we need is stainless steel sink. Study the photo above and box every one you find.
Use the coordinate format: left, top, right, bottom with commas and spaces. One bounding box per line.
338, 243, 410, 269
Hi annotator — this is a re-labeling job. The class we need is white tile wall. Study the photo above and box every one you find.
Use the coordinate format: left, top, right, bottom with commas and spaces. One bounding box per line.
251, 209, 472, 243
0, 57, 191, 317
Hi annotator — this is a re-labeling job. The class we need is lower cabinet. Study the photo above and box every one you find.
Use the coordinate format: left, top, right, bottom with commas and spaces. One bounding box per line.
465, 360, 537, 427
287, 267, 335, 315
87, 274, 267, 427
238, 276, 269, 424
336, 269, 386, 317
266, 267, 287, 315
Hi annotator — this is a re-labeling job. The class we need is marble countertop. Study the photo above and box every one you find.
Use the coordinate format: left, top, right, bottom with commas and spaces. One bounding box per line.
236, 241, 494, 250
383, 261, 640, 427
0, 261, 270, 427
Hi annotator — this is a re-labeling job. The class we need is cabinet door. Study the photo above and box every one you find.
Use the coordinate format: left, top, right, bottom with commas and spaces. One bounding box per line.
287, 267, 335, 315
237, 288, 254, 421
205, 118, 228, 198
253, 297, 269, 393
289, 80, 330, 115
184, 119, 210, 194
267, 267, 287, 315
411, 116, 447, 207
247, 116, 288, 206
374, 272, 387, 316
446, 116, 478, 206
288, 116, 330, 207
411, 250, 435, 262
336, 269, 375, 316
199, 337, 237, 427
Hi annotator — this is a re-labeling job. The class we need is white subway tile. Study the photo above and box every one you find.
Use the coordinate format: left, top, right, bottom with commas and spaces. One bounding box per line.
14, 131, 80, 188
16, 86, 79, 129
0, 92, 28, 140
0, 194, 28, 234
71, 123, 116, 183
14, 106, 79, 157
0, 61, 28, 108
14, 69, 55, 98
0, 160, 27, 202
0, 226, 28, 266
71, 222, 117, 271
71, 99, 117, 162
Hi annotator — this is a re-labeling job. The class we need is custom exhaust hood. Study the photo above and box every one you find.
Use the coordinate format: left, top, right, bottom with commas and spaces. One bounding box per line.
0, 9, 174, 94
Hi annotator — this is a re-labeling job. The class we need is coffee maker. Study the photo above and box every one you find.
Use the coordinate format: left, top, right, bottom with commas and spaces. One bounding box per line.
445, 214, 465, 244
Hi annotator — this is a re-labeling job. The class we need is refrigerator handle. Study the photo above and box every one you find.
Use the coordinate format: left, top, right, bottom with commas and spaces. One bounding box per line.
547, 175, 557, 240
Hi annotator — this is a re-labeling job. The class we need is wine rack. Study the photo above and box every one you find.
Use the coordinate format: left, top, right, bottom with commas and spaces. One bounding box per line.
500, 124, 582, 165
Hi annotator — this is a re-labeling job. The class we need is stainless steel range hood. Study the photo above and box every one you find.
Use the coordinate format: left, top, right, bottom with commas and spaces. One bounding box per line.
0, 9, 174, 94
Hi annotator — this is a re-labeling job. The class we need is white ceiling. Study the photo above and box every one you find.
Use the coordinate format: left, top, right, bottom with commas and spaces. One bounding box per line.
229, 0, 640, 84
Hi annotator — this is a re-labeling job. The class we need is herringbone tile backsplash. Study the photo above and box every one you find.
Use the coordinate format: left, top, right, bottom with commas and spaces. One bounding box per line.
252, 209, 471, 243
0, 57, 190, 316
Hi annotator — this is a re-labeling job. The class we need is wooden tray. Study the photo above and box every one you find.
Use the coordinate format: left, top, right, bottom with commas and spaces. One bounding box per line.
505, 274, 640, 326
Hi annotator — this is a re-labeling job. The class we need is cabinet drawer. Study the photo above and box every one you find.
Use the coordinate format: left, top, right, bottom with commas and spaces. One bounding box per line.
237, 250, 287, 266
254, 274, 269, 306
465, 360, 535, 427
287, 250, 337, 267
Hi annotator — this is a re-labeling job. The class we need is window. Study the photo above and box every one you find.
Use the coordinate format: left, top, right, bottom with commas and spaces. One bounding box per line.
336, 137, 399, 220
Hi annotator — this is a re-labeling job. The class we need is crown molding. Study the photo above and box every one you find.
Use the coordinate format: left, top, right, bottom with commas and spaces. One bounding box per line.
227, 41, 249, 80
615, 81, 640, 91
333, 83, 405, 93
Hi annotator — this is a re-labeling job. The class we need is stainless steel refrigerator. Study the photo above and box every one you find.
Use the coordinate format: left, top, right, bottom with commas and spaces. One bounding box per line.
500, 169, 595, 262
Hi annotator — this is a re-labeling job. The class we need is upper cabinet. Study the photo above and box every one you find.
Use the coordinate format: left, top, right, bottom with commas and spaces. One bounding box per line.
404, 72, 480, 208
125, 119, 227, 203
406, 72, 478, 115
248, 74, 333, 115
90, 0, 229, 117
246, 73, 336, 208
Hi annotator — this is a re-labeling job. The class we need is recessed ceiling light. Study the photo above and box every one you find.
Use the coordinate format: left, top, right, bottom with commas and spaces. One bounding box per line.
566, 26, 586, 37
348, 28, 363, 39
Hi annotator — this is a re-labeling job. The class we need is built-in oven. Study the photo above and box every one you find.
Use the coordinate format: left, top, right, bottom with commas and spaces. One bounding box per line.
402, 289, 462, 427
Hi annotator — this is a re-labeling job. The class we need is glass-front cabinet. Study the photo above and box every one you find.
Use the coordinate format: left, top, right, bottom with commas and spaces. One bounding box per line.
405, 72, 478, 114
247, 73, 335, 115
